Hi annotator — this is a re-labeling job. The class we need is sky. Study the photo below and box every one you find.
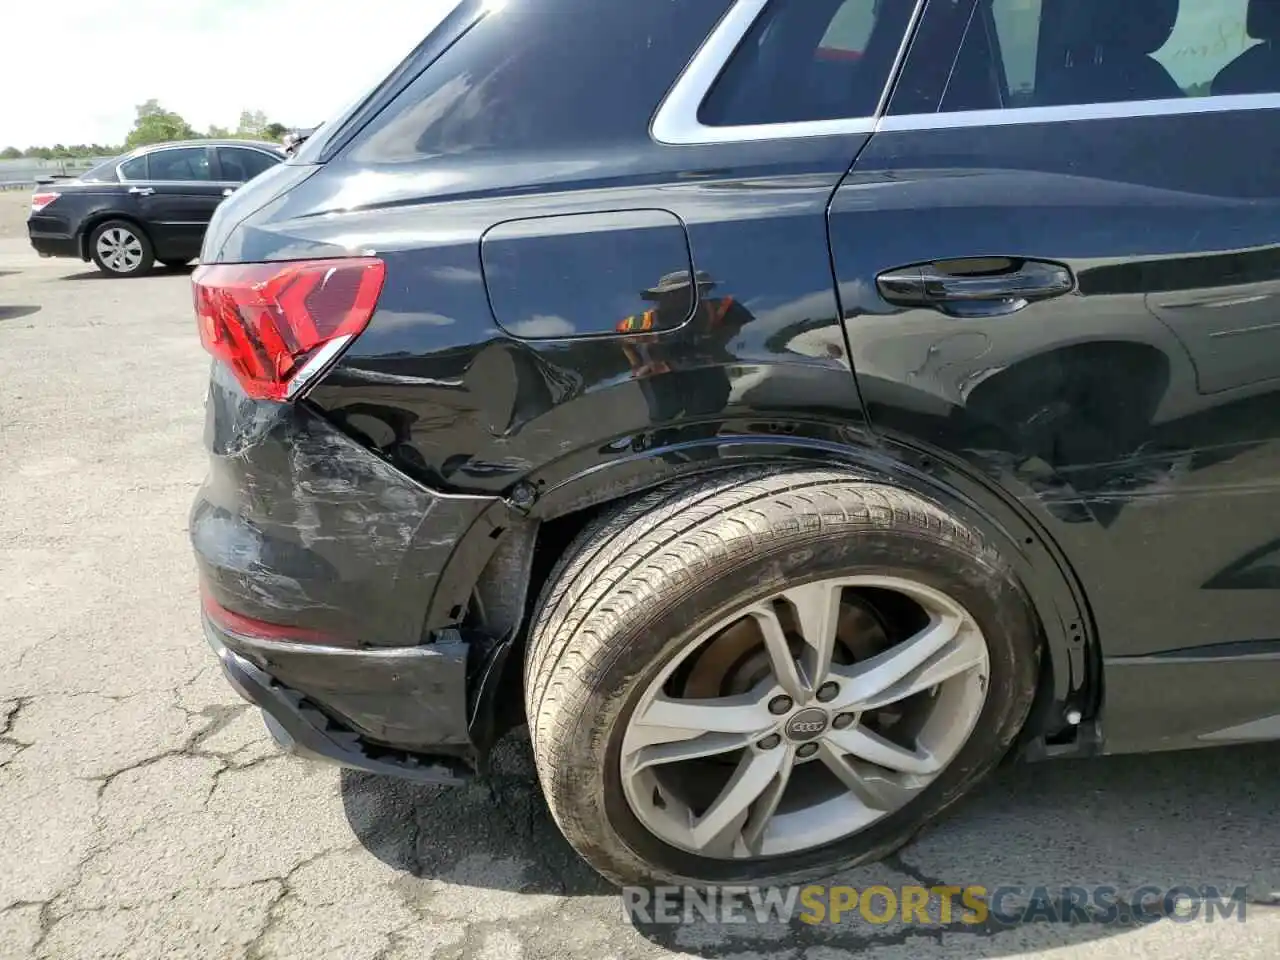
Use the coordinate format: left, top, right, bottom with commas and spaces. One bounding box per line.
0, 0, 457, 149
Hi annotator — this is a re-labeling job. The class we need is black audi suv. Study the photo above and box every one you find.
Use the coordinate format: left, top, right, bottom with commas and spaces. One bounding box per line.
28, 139, 283, 277
191, 0, 1280, 886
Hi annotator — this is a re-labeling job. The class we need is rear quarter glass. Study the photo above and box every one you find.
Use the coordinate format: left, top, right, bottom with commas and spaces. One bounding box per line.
297, 0, 489, 165
343, 0, 737, 163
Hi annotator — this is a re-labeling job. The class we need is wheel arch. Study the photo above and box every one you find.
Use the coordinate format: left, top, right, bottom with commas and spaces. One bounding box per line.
78, 212, 152, 261
443, 421, 1100, 763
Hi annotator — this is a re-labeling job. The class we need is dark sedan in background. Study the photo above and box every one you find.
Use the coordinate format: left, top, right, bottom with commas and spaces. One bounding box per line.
27, 139, 284, 277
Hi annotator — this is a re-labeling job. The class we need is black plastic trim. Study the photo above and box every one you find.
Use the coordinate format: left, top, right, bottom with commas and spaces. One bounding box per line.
206, 622, 471, 784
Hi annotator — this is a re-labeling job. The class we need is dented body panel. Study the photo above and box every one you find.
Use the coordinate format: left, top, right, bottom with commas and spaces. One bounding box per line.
191, 0, 1280, 779
192, 365, 499, 648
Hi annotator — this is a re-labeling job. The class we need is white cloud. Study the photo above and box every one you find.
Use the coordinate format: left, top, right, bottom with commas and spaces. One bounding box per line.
506, 315, 577, 338
0, 0, 459, 148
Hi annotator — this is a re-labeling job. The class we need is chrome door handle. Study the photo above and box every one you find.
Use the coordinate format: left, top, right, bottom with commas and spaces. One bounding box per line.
878, 258, 1075, 318
128, 186, 155, 196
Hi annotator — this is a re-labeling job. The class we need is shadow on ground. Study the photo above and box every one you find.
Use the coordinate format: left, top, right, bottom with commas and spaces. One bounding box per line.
343, 736, 1279, 956
0, 305, 40, 321
60, 265, 195, 281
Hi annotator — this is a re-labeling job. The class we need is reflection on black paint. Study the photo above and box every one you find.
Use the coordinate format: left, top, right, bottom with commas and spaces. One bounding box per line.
1203, 539, 1280, 590
482, 210, 696, 340
964, 340, 1173, 527
1083, 248, 1280, 396
1079, 246, 1280, 297
615, 271, 752, 447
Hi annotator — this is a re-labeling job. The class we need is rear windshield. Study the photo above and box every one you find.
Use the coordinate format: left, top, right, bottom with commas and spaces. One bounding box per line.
345, 0, 736, 163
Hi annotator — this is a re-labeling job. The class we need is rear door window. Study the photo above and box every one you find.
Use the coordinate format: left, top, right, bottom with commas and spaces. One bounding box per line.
1155, 0, 1260, 96
944, 0, 1275, 112
991, 0, 1041, 106
699, 0, 918, 127
149, 147, 213, 181
818, 0, 880, 60
216, 147, 279, 183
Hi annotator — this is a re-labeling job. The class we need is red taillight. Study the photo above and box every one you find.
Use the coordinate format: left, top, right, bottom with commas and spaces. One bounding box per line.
31, 192, 60, 212
193, 258, 386, 401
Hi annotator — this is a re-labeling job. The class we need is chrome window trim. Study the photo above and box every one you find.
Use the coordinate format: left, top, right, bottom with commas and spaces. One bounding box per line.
650, 0, 924, 145
878, 92, 1280, 132
113, 181, 238, 188
216, 145, 286, 164
651, 0, 1280, 145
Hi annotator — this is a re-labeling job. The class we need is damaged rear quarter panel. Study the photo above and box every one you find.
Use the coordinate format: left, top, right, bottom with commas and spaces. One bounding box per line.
191, 364, 499, 646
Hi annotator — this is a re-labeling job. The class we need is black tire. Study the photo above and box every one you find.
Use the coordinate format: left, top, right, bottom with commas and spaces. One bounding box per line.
160, 258, 192, 269
89, 220, 155, 277
524, 466, 1040, 886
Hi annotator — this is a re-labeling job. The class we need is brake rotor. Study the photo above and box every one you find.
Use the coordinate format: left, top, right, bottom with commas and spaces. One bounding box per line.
677, 593, 893, 699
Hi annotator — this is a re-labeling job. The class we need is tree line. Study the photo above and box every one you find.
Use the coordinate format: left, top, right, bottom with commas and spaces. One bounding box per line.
1, 100, 295, 162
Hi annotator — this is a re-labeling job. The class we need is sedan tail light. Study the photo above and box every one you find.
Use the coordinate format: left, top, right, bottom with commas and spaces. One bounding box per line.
193, 258, 385, 401
30, 192, 60, 212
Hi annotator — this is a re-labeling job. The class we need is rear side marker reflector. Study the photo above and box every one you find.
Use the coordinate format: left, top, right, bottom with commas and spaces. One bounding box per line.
193, 257, 386, 401
202, 590, 353, 647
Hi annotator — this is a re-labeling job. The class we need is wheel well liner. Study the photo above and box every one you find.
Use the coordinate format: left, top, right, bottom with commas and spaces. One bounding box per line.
448, 430, 1097, 760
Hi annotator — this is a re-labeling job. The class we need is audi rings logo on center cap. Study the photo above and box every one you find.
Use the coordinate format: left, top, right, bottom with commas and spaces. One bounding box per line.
784, 708, 829, 741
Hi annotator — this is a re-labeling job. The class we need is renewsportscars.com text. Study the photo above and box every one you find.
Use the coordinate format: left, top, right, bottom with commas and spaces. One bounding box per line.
622, 884, 1250, 926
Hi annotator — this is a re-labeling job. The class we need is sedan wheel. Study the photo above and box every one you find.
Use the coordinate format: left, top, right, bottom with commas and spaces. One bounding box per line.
90, 221, 155, 277
525, 467, 1039, 886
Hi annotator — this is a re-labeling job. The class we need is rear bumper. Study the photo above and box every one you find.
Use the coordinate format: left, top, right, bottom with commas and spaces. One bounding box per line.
28, 231, 79, 259
191, 366, 517, 775
205, 619, 471, 784
191, 365, 501, 647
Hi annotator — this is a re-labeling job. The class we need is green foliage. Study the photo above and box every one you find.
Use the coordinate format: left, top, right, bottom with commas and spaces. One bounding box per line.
16, 101, 293, 160
235, 109, 270, 140
123, 99, 197, 149
15, 144, 117, 160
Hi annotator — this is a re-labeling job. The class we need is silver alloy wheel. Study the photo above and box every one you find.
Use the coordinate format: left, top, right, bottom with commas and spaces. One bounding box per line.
96, 227, 145, 274
619, 576, 990, 859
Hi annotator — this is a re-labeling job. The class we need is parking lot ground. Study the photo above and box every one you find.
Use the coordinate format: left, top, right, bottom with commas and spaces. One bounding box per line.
0, 192, 34, 240
0, 236, 1277, 960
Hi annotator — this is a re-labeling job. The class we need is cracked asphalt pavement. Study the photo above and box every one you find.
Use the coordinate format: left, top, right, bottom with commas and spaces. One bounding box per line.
1, 233, 1277, 959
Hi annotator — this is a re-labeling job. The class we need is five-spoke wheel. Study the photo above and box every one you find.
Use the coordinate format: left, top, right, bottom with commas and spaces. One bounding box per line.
620, 577, 990, 859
